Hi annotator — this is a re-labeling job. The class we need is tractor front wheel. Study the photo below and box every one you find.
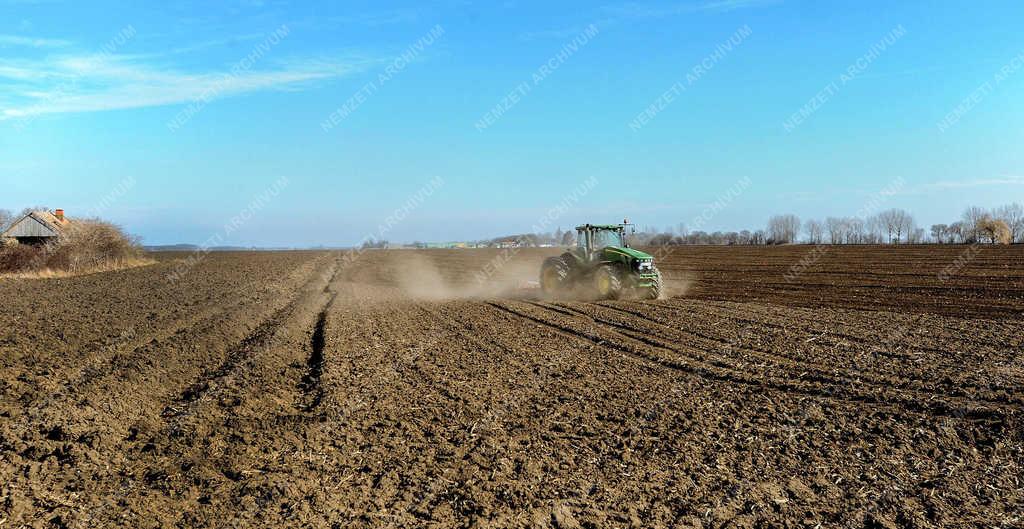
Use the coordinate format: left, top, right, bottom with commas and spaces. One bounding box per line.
644, 270, 663, 300
593, 264, 623, 300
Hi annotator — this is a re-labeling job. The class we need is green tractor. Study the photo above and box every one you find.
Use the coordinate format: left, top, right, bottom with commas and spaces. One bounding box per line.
540, 223, 662, 300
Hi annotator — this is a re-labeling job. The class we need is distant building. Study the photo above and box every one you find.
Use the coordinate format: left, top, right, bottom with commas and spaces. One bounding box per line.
494, 237, 522, 249
423, 241, 471, 249
1, 209, 70, 245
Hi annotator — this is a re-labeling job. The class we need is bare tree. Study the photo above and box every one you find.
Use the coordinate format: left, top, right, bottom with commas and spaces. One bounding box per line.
648, 233, 674, 246
659, 204, 1020, 246
948, 221, 964, 244
896, 210, 915, 244
16, 205, 52, 219
846, 217, 868, 244
872, 212, 889, 243
0, 209, 13, 232
874, 209, 914, 243
767, 214, 800, 244
961, 206, 988, 243
866, 215, 885, 244
824, 217, 843, 244
361, 238, 389, 249
994, 203, 1023, 243
804, 219, 824, 244
874, 210, 898, 243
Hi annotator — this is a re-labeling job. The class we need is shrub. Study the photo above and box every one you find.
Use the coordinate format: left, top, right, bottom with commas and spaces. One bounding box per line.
0, 218, 146, 274
0, 243, 45, 273
978, 218, 1012, 245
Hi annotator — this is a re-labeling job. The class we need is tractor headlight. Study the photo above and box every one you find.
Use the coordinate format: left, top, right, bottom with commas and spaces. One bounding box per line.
636, 259, 653, 271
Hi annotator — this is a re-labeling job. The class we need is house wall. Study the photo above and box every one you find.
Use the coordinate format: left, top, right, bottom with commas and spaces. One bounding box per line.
4, 217, 58, 238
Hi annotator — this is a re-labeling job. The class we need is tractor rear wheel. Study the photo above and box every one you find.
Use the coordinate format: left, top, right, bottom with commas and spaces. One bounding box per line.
540, 256, 571, 298
593, 264, 623, 300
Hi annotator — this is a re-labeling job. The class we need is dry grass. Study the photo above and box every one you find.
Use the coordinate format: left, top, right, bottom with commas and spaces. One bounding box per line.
0, 256, 155, 280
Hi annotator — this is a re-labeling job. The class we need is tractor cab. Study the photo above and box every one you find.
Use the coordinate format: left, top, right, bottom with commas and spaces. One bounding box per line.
574, 224, 627, 261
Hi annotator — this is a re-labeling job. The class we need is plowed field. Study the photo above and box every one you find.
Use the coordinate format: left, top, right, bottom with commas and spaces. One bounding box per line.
2, 246, 1022, 528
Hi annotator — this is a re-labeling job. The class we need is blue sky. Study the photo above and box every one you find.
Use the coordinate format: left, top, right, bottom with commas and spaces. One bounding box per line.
1, 0, 1022, 246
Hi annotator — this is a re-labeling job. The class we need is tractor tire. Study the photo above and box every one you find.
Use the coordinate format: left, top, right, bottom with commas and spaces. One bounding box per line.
540, 256, 571, 298
644, 270, 663, 300
593, 264, 623, 300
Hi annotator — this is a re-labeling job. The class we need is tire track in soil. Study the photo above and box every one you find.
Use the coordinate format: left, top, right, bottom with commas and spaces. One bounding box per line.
251, 298, 502, 526
2, 254, 335, 529
656, 297, 1022, 355
639, 299, 1024, 392
656, 298, 953, 355
634, 301, 1024, 393
295, 280, 340, 413
296, 310, 328, 412
111, 257, 344, 525
486, 301, 1014, 424
559, 301, 1024, 407
8, 255, 332, 412
537, 300, 1021, 417
160, 310, 288, 421
5, 256, 332, 492
159, 258, 341, 426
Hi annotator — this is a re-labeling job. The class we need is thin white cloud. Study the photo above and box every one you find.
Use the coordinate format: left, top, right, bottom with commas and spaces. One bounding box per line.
603, 0, 777, 18
773, 177, 1024, 202
871, 176, 1024, 197
0, 34, 70, 48
0, 53, 371, 120
926, 177, 1024, 190
165, 34, 266, 55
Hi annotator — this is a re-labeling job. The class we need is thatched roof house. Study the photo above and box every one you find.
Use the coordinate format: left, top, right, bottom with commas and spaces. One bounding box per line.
1, 209, 70, 245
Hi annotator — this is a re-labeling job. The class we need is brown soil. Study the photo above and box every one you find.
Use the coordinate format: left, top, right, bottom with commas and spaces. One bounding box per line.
1, 247, 1022, 528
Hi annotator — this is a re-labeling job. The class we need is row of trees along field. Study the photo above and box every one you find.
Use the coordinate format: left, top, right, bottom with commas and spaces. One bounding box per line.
636, 204, 1023, 246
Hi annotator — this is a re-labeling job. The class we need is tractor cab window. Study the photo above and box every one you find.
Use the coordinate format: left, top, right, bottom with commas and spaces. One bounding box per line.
576, 233, 587, 250
591, 229, 624, 249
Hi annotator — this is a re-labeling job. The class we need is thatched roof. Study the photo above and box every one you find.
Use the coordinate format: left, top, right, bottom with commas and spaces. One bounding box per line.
1, 210, 71, 239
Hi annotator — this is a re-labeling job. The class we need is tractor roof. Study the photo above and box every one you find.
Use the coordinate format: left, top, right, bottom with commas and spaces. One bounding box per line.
575, 224, 623, 231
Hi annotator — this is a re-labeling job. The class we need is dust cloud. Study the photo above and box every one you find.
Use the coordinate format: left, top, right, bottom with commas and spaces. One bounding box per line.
662, 274, 693, 298
392, 252, 543, 301
388, 251, 692, 301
